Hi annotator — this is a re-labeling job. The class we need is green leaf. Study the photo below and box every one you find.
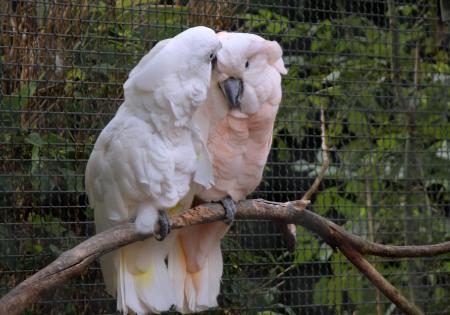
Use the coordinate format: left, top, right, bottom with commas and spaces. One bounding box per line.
30, 146, 40, 177
435, 140, 450, 160
1, 81, 37, 110
315, 186, 359, 218
294, 227, 319, 263
376, 138, 400, 150
65, 68, 85, 81
115, 0, 158, 9
306, 95, 329, 108
322, 70, 341, 84
25, 133, 45, 147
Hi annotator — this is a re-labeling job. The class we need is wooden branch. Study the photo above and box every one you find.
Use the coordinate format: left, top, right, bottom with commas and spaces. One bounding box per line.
339, 244, 423, 315
1, 200, 449, 315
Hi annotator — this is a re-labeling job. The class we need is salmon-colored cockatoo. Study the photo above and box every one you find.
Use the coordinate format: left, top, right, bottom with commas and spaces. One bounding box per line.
168, 32, 287, 313
85, 26, 221, 314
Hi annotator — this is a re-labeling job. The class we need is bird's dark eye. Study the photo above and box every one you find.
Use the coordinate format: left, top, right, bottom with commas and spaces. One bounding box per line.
209, 53, 216, 60
245, 60, 249, 68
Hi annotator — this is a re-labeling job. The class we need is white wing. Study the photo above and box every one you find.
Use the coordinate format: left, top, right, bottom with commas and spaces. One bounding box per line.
85, 114, 185, 230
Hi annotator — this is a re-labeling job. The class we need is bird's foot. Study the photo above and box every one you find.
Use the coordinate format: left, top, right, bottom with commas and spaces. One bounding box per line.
155, 210, 171, 241
220, 196, 236, 225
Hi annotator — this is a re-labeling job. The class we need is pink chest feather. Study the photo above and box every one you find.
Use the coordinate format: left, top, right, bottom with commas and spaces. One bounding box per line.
202, 102, 278, 201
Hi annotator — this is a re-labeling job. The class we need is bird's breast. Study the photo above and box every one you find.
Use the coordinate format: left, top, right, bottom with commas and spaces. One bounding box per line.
247, 102, 278, 142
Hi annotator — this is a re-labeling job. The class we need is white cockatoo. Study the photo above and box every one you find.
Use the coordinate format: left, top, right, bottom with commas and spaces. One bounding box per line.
85, 26, 221, 314
168, 32, 287, 313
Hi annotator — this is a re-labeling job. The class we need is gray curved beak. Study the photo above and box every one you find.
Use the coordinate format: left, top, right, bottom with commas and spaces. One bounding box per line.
219, 78, 243, 109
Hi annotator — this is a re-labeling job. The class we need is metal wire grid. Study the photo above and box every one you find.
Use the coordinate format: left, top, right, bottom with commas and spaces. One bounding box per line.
1, 1, 449, 314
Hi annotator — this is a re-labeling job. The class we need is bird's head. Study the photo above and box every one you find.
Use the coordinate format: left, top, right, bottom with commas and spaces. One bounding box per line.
213, 32, 287, 114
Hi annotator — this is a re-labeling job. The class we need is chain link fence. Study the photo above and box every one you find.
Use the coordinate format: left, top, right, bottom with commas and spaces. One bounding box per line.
1, 1, 449, 314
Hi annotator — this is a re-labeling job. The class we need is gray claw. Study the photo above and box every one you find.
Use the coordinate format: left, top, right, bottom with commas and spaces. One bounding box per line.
155, 210, 171, 241
221, 196, 236, 225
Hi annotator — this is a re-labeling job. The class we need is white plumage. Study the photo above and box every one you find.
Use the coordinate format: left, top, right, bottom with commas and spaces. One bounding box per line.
85, 26, 220, 314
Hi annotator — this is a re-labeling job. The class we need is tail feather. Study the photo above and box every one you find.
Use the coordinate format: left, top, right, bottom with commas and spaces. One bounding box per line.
99, 252, 118, 298
168, 234, 190, 313
121, 251, 148, 315
188, 240, 222, 311
101, 236, 176, 314
134, 249, 175, 312
168, 234, 223, 313
184, 272, 196, 311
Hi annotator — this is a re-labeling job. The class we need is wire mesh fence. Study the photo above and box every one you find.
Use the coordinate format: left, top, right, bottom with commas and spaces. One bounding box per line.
1, 0, 449, 314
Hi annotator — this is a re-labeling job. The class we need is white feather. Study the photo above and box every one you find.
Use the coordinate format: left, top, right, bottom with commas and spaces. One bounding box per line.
179, 239, 222, 313
168, 235, 189, 313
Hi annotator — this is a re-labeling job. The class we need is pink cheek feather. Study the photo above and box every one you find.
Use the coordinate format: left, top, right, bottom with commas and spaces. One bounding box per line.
240, 84, 260, 114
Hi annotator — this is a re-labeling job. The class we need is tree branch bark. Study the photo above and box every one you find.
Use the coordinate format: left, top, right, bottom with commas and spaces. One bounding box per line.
1, 199, 449, 315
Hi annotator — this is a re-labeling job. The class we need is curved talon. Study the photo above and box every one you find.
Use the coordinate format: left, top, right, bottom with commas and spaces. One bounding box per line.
220, 196, 236, 225
155, 210, 171, 241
